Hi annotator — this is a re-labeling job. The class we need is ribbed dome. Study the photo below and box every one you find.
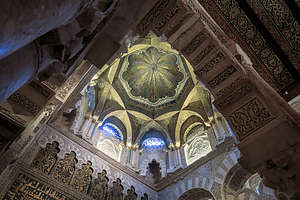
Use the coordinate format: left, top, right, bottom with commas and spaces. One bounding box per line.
120, 46, 185, 105
83, 33, 214, 148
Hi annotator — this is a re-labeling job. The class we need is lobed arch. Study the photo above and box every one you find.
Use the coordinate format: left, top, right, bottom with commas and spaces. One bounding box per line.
177, 188, 215, 200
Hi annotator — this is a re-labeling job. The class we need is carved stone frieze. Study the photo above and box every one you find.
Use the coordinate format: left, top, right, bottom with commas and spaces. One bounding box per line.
214, 78, 254, 109
31, 142, 60, 174
227, 98, 275, 140
2, 173, 80, 200
216, 78, 249, 97
190, 44, 215, 66
198, 0, 295, 91
136, 0, 192, 38
56, 61, 93, 102
90, 170, 109, 199
182, 31, 208, 56
108, 178, 124, 200
56, 78, 78, 101
124, 186, 137, 200
8, 92, 42, 115
182, 0, 228, 43
208, 65, 237, 89
153, 2, 180, 34
71, 161, 93, 194
51, 151, 78, 184
136, 0, 170, 36
195, 52, 225, 78
30, 125, 157, 199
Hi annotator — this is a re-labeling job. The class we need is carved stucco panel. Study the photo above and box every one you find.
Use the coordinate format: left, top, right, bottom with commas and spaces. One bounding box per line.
31, 125, 157, 200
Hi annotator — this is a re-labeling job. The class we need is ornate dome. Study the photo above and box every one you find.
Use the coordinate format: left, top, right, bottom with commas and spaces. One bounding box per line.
120, 46, 187, 106
74, 33, 215, 148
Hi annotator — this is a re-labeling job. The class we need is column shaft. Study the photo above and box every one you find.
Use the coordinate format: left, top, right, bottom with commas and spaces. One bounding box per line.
0, 0, 85, 59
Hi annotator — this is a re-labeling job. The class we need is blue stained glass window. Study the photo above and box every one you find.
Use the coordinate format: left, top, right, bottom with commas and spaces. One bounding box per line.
142, 137, 165, 149
100, 124, 123, 141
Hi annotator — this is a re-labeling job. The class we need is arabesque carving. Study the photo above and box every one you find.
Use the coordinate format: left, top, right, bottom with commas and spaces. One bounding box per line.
71, 161, 93, 194
51, 151, 78, 184
90, 169, 109, 199
124, 186, 137, 200
31, 142, 60, 174
227, 98, 274, 140
108, 178, 123, 200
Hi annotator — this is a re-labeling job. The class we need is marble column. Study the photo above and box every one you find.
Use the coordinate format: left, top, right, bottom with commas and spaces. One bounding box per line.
0, 0, 93, 102
119, 146, 128, 165
179, 147, 187, 168
0, 0, 86, 60
79, 117, 92, 137
0, 43, 39, 102
167, 150, 177, 173
86, 120, 97, 141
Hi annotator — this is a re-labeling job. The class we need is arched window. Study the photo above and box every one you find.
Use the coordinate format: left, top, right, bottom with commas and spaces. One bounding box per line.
139, 129, 167, 149
97, 123, 123, 161
142, 137, 165, 149
100, 123, 123, 141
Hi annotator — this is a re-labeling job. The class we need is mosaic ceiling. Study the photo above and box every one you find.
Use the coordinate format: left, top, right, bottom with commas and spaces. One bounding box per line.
86, 34, 214, 148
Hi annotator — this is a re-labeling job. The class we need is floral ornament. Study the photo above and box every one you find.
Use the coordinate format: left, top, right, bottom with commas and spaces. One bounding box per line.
121, 47, 186, 106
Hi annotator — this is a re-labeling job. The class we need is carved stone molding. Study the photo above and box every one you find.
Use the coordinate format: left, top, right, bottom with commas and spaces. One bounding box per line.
226, 98, 275, 141
182, 31, 208, 56
28, 125, 157, 199
190, 43, 215, 66
8, 92, 42, 115
214, 78, 254, 109
56, 61, 92, 102
195, 52, 225, 78
136, 0, 192, 37
0, 106, 27, 126
208, 65, 237, 89
136, 0, 170, 36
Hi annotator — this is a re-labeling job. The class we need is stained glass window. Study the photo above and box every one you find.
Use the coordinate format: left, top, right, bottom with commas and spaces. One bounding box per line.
100, 124, 123, 141
142, 137, 165, 149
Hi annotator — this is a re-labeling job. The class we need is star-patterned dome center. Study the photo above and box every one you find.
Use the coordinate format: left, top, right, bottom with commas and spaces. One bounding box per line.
120, 46, 187, 106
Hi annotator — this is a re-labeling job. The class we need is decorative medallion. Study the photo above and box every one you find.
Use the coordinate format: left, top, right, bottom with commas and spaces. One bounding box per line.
120, 46, 188, 106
